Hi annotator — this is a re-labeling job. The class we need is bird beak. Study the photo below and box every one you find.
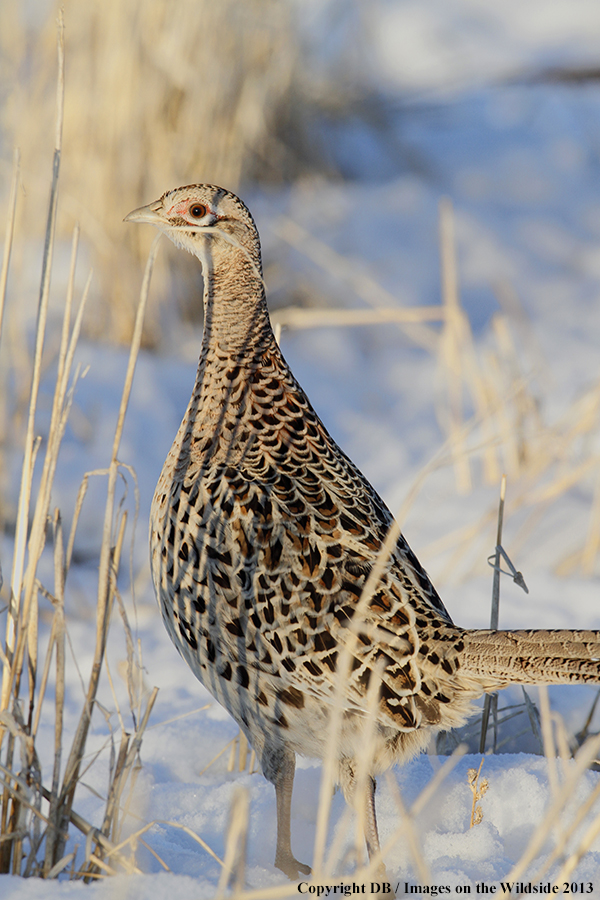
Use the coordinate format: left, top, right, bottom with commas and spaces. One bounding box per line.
123, 199, 165, 225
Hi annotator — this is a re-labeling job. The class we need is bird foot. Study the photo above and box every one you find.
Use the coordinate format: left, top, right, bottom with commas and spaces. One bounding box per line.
274, 850, 311, 881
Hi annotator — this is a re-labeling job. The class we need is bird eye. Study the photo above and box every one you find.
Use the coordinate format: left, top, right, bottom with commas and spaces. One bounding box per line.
189, 203, 207, 218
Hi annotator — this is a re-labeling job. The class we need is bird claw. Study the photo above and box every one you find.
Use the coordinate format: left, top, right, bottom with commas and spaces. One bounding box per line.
275, 852, 311, 880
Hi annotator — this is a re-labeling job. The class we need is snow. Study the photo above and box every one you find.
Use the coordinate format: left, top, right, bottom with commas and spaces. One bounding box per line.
3, 0, 600, 895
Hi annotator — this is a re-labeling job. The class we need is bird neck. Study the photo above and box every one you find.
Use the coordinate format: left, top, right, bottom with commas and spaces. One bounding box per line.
198, 243, 276, 369
183, 246, 281, 453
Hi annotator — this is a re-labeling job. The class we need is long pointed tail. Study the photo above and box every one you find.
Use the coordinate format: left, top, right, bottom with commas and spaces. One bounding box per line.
460, 629, 600, 690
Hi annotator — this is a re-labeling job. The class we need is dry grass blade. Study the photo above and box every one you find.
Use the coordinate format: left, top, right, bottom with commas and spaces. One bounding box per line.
311, 614, 358, 876
273, 215, 440, 350
360, 747, 468, 887
316, 664, 384, 880
1, 14, 64, 717
438, 196, 474, 494
59, 233, 161, 848
507, 730, 600, 881
352, 668, 385, 877
271, 305, 445, 331
64, 470, 95, 574
312, 759, 341, 875
0, 762, 51, 830
412, 745, 467, 817
479, 474, 506, 753
581, 469, 600, 575
521, 687, 543, 753
100, 719, 129, 843
0, 17, 65, 876
107, 818, 224, 870
385, 772, 431, 885
575, 689, 600, 747
529, 770, 600, 882
217, 788, 250, 897
0, 147, 19, 347
539, 685, 559, 797
46, 851, 76, 879
37, 782, 143, 876
550, 793, 600, 884
198, 736, 238, 778
107, 686, 158, 844
237, 730, 249, 773
24, 238, 90, 731
43, 512, 67, 875
110, 234, 162, 462
307, 748, 465, 893
73, 686, 159, 879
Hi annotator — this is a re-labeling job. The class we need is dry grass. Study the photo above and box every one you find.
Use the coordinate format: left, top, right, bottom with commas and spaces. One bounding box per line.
1, 2, 600, 891
0, 0, 342, 345
0, 18, 158, 877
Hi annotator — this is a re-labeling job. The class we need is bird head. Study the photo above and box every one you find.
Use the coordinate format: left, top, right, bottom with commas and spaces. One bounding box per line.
124, 184, 262, 276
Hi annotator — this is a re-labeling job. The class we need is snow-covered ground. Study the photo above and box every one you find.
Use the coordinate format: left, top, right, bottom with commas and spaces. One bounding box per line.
3, 0, 600, 895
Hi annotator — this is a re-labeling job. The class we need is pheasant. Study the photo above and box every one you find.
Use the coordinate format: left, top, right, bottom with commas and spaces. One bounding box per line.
125, 185, 600, 880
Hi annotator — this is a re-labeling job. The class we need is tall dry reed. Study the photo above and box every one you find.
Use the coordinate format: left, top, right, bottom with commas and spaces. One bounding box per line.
0, 17, 157, 877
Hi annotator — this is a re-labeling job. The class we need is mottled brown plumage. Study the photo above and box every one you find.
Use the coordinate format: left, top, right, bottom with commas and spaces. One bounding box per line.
125, 185, 600, 880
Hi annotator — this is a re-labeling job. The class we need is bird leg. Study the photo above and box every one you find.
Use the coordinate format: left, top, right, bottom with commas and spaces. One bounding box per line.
264, 745, 311, 879
340, 760, 388, 882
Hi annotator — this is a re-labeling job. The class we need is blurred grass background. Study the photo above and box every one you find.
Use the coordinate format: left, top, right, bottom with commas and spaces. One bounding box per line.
0, 0, 386, 345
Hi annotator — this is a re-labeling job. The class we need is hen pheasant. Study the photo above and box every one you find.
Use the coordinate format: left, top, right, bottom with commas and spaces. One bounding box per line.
125, 185, 600, 880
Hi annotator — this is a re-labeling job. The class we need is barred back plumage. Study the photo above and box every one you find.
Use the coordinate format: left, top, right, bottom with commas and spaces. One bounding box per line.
125, 185, 600, 881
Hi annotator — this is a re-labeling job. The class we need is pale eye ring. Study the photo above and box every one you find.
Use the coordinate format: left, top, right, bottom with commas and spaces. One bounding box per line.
189, 203, 207, 218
